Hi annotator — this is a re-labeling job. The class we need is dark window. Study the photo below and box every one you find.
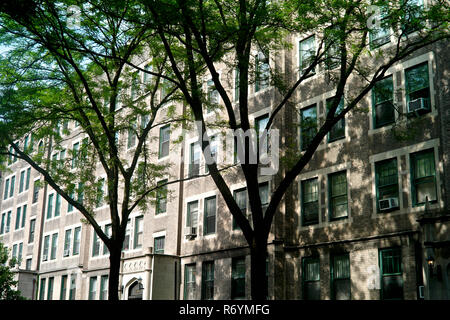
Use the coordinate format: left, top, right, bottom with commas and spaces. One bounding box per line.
303, 257, 320, 300
329, 171, 348, 220
202, 261, 214, 300
134, 216, 143, 249
301, 178, 319, 225
255, 51, 269, 92
60, 275, 67, 300
154, 236, 165, 254
158, 125, 170, 158
203, 196, 216, 235
405, 62, 430, 114
233, 188, 247, 230
184, 264, 196, 300
300, 104, 317, 151
189, 142, 201, 177
375, 158, 399, 212
372, 76, 395, 128
380, 248, 403, 300
331, 253, 351, 300
28, 219, 35, 243
411, 149, 437, 206
156, 179, 168, 214
326, 97, 345, 142
231, 257, 246, 299
299, 36, 316, 75
32, 180, 40, 203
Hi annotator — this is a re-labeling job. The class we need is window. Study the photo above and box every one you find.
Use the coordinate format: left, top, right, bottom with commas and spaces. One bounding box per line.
158, 125, 170, 158
202, 261, 214, 300
77, 182, 84, 205
12, 244, 17, 260
71, 142, 79, 168
324, 26, 340, 70
127, 120, 137, 149
103, 224, 111, 255
402, 0, 423, 34
372, 76, 395, 128
15, 207, 22, 230
25, 168, 31, 191
60, 275, 67, 300
380, 248, 403, 300
143, 63, 152, 84
186, 201, 198, 234
369, 5, 391, 48
63, 229, 72, 257
134, 216, 144, 249
189, 142, 201, 177
3, 178, 9, 200
39, 278, 46, 300
5, 211, 11, 233
207, 79, 219, 108
0, 213, 4, 235
47, 277, 54, 300
69, 274, 76, 300
303, 257, 320, 300
411, 149, 437, 205
28, 219, 35, 243
51, 233, 58, 260
123, 220, 131, 251
233, 188, 247, 230
255, 51, 269, 92
92, 231, 100, 257
96, 178, 105, 208
19, 170, 25, 193
68, 190, 74, 212
32, 180, 40, 203
299, 36, 316, 75
203, 196, 216, 235
234, 68, 240, 102
26, 258, 32, 270
256, 114, 269, 155
405, 62, 430, 114
46, 194, 54, 220
73, 227, 81, 255
205, 136, 218, 174
55, 194, 61, 217
184, 264, 196, 300
9, 175, 15, 198
375, 158, 399, 212
300, 104, 317, 151
21, 205, 27, 229
301, 178, 319, 226
100, 275, 109, 300
326, 97, 345, 142
43, 235, 50, 261
154, 236, 165, 254
331, 253, 351, 300
18, 243, 23, 262
231, 257, 246, 299
329, 171, 348, 220
259, 182, 269, 215
156, 179, 168, 214
89, 277, 97, 300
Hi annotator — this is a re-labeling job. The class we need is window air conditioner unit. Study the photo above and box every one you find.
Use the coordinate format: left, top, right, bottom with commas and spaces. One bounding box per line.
184, 226, 197, 238
408, 98, 429, 113
42, 254, 48, 261
63, 249, 70, 257
379, 197, 399, 211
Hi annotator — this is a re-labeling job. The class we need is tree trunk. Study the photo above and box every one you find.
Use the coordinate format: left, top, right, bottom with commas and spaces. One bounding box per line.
108, 248, 121, 301
250, 236, 268, 300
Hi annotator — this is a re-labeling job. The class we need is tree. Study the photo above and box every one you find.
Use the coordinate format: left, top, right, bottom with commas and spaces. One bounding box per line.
0, 242, 25, 300
140, 0, 449, 300
0, 0, 185, 300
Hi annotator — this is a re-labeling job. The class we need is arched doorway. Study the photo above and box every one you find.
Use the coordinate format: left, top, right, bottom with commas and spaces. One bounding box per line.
128, 281, 143, 300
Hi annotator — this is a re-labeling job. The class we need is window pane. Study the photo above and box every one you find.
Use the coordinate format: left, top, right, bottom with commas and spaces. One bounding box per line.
204, 197, 216, 235
202, 261, 214, 300
300, 105, 317, 151
299, 36, 315, 73
231, 257, 246, 299
185, 264, 196, 300
302, 178, 319, 225
326, 97, 345, 141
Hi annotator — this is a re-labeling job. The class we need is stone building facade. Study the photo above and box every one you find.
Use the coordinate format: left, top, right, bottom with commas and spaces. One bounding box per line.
0, 30, 449, 300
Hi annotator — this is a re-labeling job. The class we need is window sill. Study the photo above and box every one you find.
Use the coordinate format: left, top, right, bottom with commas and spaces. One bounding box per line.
155, 212, 168, 218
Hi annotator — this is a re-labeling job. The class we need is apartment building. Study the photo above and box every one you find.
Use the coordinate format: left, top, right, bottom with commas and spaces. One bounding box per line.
1, 21, 449, 301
